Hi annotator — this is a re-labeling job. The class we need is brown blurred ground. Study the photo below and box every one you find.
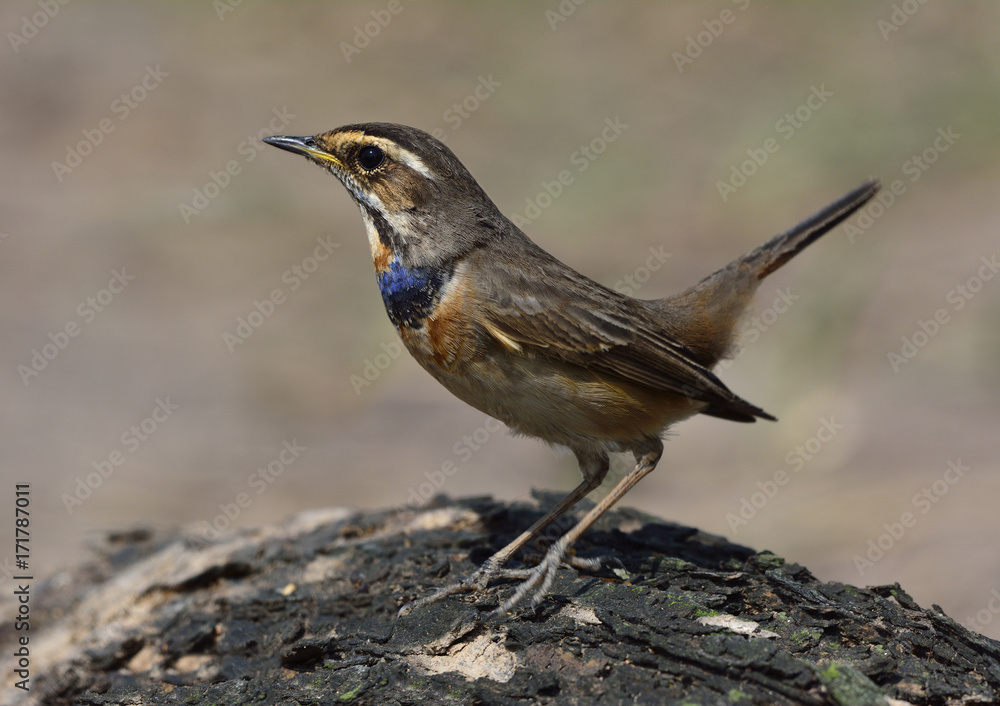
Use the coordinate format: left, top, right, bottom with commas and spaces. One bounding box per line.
1, 2, 999, 638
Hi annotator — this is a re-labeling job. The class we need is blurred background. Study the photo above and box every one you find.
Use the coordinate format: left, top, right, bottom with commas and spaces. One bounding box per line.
2, 2, 999, 638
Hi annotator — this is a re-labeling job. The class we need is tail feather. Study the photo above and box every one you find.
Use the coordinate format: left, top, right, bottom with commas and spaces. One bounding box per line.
657, 178, 881, 368
741, 177, 881, 280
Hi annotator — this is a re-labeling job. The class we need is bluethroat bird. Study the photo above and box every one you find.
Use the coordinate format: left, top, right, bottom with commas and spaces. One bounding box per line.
263, 123, 879, 616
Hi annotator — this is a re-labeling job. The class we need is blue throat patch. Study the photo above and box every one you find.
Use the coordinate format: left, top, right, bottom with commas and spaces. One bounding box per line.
376, 260, 450, 329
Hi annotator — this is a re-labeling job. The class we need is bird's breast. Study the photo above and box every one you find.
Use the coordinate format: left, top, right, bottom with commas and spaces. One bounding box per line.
374, 258, 486, 376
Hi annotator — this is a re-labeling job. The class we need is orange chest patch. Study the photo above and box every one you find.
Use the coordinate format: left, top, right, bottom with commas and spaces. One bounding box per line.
365, 223, 393, 273
403, 270, 481, 372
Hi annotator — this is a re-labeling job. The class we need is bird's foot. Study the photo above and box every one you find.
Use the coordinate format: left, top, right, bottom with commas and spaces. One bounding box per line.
397, 557, 510, 617
399, 541, 614, 618
492, 537, 596, 616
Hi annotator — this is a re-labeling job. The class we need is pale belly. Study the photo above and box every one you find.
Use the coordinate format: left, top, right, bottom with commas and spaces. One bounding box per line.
399, 325, 704, 453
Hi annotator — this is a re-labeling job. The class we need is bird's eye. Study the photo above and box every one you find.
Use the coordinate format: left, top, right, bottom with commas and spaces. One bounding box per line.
304, 138, 317, 148
357, 145, 385, 171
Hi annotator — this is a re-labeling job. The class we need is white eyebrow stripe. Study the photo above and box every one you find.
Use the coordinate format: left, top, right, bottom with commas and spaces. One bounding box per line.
357, 136, 438, 180
394, 147, 436, 179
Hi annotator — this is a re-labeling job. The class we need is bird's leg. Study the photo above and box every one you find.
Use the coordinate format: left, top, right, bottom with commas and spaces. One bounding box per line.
494, 439, 664, 616
397, 449, 609, 617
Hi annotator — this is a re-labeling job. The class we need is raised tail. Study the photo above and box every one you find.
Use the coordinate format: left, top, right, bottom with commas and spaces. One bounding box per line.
736, 178, 881, 280
657, 178, 881, 369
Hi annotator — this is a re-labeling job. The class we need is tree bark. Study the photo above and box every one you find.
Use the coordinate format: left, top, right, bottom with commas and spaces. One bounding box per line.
6, 494, 1000, 705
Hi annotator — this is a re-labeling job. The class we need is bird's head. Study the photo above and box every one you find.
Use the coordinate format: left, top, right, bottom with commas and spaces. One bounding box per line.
263, 123, 506, 267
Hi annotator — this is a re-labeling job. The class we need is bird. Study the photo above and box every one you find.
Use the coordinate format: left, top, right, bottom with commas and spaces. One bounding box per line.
262, 123, 880, 616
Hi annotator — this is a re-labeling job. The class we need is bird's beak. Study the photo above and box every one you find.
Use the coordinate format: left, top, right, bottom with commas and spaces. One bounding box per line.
262, 135, 344, 168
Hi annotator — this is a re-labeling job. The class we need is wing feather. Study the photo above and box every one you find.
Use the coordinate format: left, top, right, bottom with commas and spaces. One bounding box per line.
475, 249, 772, 422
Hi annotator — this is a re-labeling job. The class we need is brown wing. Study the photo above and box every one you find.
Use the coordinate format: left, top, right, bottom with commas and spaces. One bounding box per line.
473, 247, 773, 422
